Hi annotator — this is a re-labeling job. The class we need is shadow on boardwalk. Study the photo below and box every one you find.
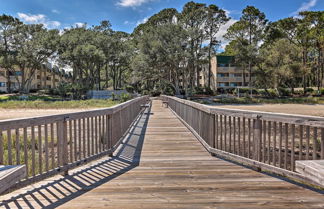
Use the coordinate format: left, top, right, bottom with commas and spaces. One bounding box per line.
0, 105, 151, 209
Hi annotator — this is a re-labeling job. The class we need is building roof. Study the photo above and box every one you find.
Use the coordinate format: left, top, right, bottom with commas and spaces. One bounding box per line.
216, 56, 234, 65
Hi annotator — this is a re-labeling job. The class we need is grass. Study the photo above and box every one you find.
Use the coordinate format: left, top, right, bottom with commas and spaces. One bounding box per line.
0, 99, 119, 109
1, 133, 58, 176
211, 97, 324, 105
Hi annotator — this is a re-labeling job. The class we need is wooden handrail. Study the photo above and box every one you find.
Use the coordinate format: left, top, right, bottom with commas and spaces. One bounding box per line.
0, 96, 148, 193
162, 95, 324, 187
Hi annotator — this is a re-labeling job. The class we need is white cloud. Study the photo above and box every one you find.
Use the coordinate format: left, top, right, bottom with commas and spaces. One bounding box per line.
17, 12, 61, 28
215, 19, 238, 50
124, 20, 129, 24
74, 22, 86, 28
136, 16, 149, 25
117, 0, 154, 7
51, 9, 60, 14
293, 0, 317, 15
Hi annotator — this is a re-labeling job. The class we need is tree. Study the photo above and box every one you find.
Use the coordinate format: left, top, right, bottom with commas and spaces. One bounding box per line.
204, 5, 229, 88
0, 14, 22, 92
225, 6, 267, 92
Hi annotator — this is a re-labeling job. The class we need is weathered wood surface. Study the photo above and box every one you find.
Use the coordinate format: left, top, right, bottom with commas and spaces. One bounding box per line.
296, 160, 324, 186
0, 165, 26, 194
1, 100, 324, 208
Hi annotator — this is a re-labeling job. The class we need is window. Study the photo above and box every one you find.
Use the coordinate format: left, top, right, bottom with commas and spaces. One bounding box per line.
234, 73, 242, 77
218, 82, 229, 87
0, 82, 6, 87
46, 76, 51, 81
217, 63, 229, 67
179, 86, 183, 89
0, 71, 5, 77
230, 83, 238, 87
199, 76, 202, 79
55, 79, 59, 82
217, 73, 229, 77
9, 71, 22, 76
37, 75, 41, 79
199, 84, 202, 87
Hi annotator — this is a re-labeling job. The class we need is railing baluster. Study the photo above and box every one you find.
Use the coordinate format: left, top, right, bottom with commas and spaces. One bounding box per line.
23, 127, 28, 177
8, 130, 12, 165
238, 117, 241, 156
313, 127, 318, 160
45, 124, 49, 172
31, 126, 35, 176
248, 119, 251, 159
284, 123, 288, 170
229, 116, 232, 152
0, 130, 3, 165
321, 128, 324, 160
299, 125, 303, 160
15, 128, 20, 165
291, 124, 295, 171
267, 121, 271, 164
51, 123, 54, 169
279, 122, 282, 168
273, 122, 277, 166
306, 126, 310, 160
69, 120, 73, 163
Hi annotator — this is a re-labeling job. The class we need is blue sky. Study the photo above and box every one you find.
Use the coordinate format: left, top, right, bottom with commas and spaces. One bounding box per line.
1, 0, 323, 33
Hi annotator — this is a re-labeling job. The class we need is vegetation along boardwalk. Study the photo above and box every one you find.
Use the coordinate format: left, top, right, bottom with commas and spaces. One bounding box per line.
1, 99, 324, 208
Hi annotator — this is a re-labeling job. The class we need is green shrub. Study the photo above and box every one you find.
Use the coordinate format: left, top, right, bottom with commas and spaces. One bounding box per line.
150, 90, 161, 97
278, 88, 291, 97
305, 88, 314, 93
125, 85, 135, 93
119, 93, 132, 102
142, 90, 149, 95
320, 88, 324, 96
204, 86, 214, 96
163, 86, 175, 96
267, 89, 279, 98
193, 87, 204, 95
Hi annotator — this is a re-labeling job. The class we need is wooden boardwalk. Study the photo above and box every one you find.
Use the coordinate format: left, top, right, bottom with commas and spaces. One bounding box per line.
1, 99, 324, 208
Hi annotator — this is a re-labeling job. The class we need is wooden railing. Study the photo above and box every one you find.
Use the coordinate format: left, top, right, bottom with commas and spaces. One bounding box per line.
0, 96, 148, 187
162, 95, 324, 186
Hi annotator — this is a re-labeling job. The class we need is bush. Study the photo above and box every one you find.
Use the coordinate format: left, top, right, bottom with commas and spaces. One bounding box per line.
278, 88, 291, 97
204, 86, 214, 96
125, 85, 135, 93
150, 90, 161, 97
193, 87, 204, 95
305, 88, 314, 93
294, 89, 304, 95
142, 90, 149, 95
320, 88, 324, 96
119, 93, 132, 102
163, 86, 175, 96
267, 89, 279, 98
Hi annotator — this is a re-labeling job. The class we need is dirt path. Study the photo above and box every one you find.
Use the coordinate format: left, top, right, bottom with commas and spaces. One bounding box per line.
0, 108, 95, 120
214, 104, 324, 117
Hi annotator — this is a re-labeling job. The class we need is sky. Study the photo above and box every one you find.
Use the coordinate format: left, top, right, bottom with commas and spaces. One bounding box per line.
1, 0, 323, 47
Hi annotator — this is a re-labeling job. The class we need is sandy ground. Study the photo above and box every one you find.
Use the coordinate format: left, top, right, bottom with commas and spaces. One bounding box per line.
0, 104, 324, 121
0, 108, 95, 120
213, 104, 324, 117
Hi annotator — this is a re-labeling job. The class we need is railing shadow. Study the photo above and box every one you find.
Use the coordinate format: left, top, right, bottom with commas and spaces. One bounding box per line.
0, 104, 152, 209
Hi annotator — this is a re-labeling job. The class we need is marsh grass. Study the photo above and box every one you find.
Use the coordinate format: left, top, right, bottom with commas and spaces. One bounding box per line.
212, 97, 324, 105
1, 133, 59, 176
0, 99, 119, 109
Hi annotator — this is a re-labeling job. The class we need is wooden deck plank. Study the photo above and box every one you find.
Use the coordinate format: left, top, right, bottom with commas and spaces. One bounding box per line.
0, 100, 324, 208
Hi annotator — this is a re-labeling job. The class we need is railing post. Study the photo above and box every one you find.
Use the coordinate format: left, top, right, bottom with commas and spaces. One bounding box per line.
108, 114, 113, 157
210, 113, 215, 149
210, 113, 216, 156
253, 115, 262, 162
58, 117, 69, 175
